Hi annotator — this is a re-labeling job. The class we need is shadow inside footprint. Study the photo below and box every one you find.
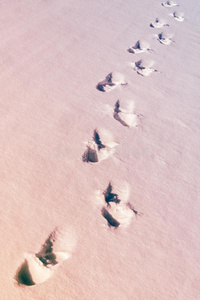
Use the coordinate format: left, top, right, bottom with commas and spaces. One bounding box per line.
35, 231, 58, 266
93, 129, 106, 151
101, 207, 120, 228
113, 112, 129, 127
104, 182, 121, 205
113, 100, 128, 127
16, 261, 35, 286
82, 146, 99, 163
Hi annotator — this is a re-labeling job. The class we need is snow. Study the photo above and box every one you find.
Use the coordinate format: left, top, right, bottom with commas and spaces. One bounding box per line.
0, 0, 200, 299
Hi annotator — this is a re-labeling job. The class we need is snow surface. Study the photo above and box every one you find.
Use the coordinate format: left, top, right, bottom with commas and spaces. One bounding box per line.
0, 0, 200, 299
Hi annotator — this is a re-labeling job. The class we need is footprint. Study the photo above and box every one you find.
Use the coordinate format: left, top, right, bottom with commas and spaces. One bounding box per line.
96, 72, 127, 92
101, 181, 139, 228
113, 100, 138, 128
133, 59, 159, 77
128, 40, 151, 54
161, 1, 179, 8
82, 129, 118, 163
150, 18, 169, 28
171, 11, 185, 22
157, 32, 174, 45
16, 228, 76, 286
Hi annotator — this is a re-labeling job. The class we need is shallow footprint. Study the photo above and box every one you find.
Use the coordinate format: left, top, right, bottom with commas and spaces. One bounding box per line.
16, 228, 76, 286
133, 59, 159, 77
157, 32, 174, 45
128, 40, 151, 54
161, 1, 179, 7
113, 100, 138, 128
96, 72, 127, 92
82, 129, 118, 163
150, 18, 169, 28
171, 11, 185, 22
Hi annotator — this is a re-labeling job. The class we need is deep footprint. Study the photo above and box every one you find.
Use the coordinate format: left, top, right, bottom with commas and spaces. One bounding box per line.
16, 228, 76, 286
101, 181, 138, 228
82, 129, 118, 163
96, 72, 127, 92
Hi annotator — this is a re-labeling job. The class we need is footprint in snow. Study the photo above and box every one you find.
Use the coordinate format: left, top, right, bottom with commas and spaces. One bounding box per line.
171, 11, 185, 22
150, 18, 169, 28
82, 128, 118, 163
133, 59, 159, 77
100, 181, 142, 228
96, 72, 127, 92
128, 40, 152, 54
113, 100, 138, 128
16, 228, 76, 286
161, 1, 179, 8
157, 32, 174, 45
